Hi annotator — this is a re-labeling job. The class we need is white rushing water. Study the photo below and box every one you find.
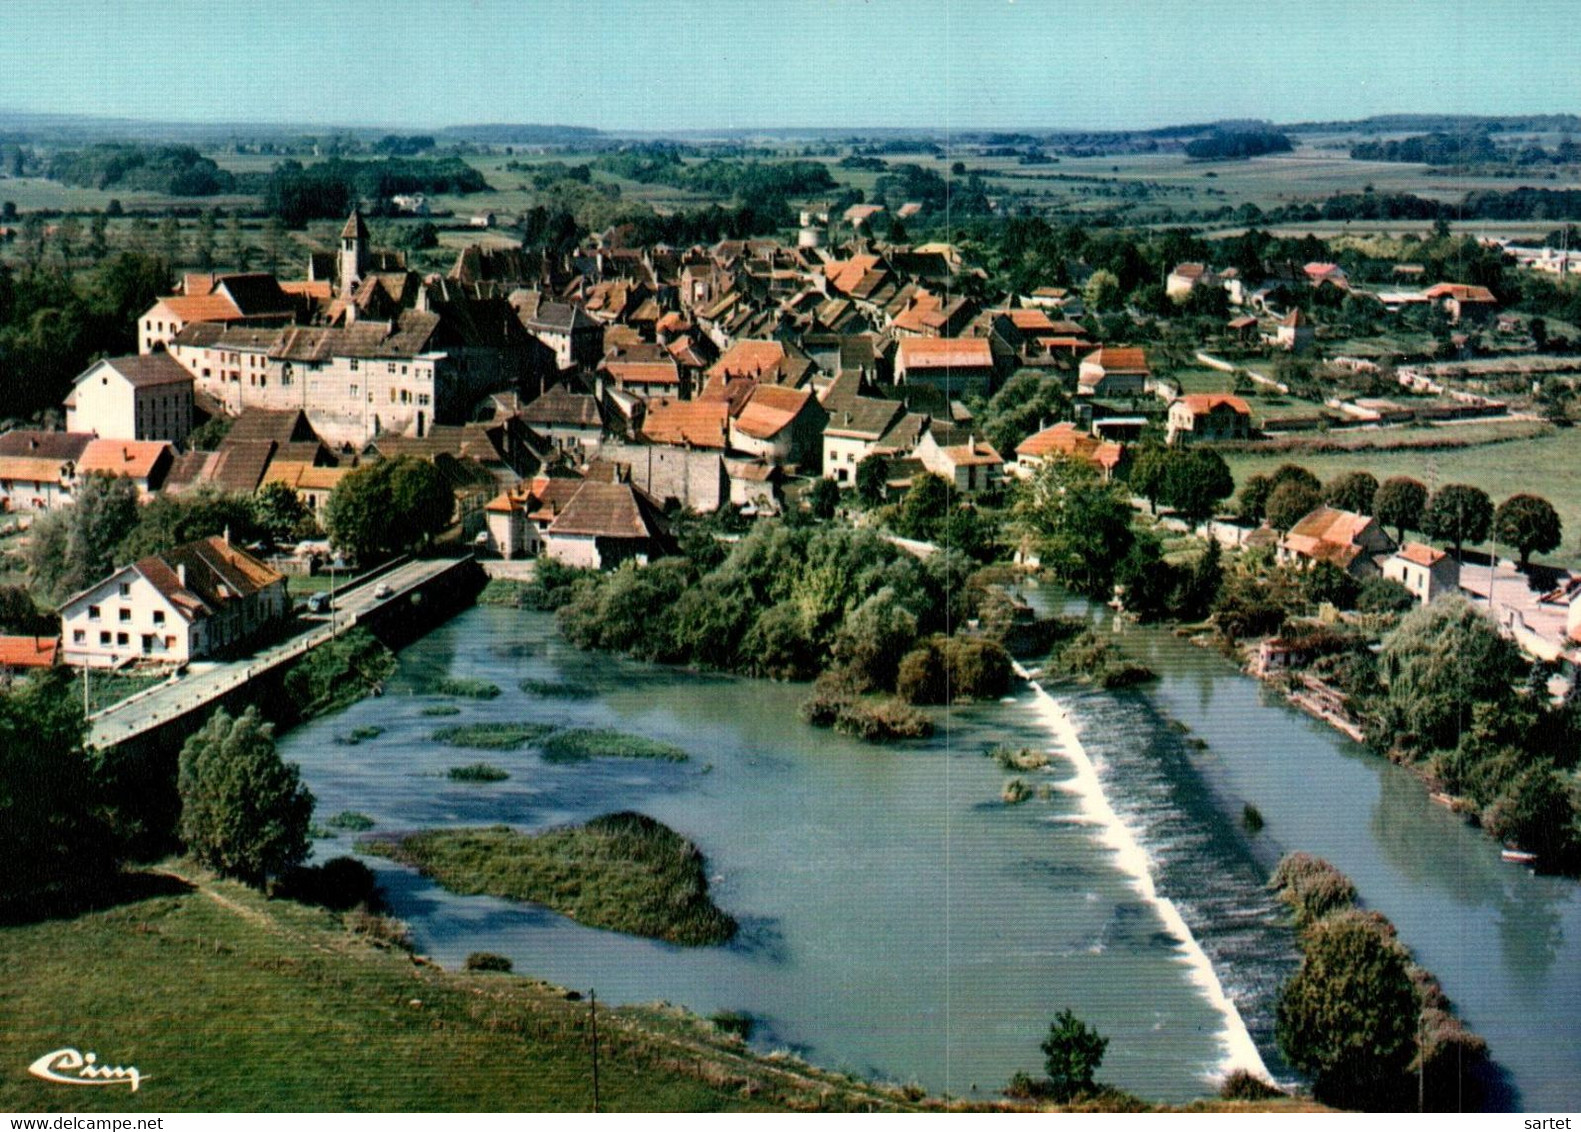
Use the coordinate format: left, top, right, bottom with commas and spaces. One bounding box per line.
1013, 660, 1271, 1085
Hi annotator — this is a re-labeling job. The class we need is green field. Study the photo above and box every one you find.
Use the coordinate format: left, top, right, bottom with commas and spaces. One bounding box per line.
0, 865, 915, 1112
1224, 427, 1581, 567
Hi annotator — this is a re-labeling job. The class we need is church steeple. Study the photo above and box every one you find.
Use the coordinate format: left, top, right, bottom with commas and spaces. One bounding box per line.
339, 208, 369, 297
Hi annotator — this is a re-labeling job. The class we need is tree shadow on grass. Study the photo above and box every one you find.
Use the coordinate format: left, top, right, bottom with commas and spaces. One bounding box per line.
0, 869, 195, 927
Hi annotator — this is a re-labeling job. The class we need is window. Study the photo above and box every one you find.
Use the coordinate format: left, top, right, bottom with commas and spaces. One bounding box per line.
119, 582, 131, 597
418, 393, 430, 406
153, 610, 165, 625
388, 362, 397, 374
118, 608, 131, 623
116, 632, 129, 646
349, 359, 360, 371
99, 631, 110, 645
349, 384, 359, 397
88, 604, 101, 620
73, 630, 85, 644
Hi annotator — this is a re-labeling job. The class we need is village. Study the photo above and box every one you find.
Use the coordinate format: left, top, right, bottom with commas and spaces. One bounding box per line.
0, 198, 1575, 698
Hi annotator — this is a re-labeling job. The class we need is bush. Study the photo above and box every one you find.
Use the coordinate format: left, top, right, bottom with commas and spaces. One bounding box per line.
1269, 852, 1358, 927
833, 697, 934, 742
272, 856, 380, 911
896, 635, 1012, 704
326, 810, 375, 832
540, 728, 688, 763
447, 763, 510, 782
1356, 576, 1417, 614
464, 951, 513, 972
434, 723, 556, 751
434, 677, 502, 699
1217, 1069, 1285, 1101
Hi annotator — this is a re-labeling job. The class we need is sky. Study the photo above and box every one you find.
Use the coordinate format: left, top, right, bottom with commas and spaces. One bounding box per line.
2, 0, 1577, 133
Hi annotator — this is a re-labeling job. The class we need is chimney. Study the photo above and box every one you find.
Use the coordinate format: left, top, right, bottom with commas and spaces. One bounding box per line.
177, 563, 187, 588
223, 525, 231, 547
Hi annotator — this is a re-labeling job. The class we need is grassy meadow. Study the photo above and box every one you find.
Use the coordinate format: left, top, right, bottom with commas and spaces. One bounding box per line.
0, 866, 907, 1112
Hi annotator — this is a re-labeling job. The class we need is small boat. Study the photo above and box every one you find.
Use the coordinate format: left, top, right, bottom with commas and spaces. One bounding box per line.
1501, 847, 1538, 865
1430, 792, 1457, 809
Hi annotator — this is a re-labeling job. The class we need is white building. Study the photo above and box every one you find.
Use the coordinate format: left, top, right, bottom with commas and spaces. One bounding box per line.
1382, 542, 1460, 605
65, 355, 194, 445
59, 535, 287, 669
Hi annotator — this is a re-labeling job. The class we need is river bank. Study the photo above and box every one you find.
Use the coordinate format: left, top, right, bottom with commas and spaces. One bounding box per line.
1054, 599, 1581, 1111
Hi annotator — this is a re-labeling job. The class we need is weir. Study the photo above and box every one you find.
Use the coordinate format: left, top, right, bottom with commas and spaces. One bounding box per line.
1012, 658, 1273, 1085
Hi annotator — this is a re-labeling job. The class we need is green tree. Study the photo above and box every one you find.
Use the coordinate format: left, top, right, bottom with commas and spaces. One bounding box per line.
1012, 456, 1134, 598
0, 671, 113, 917
86, 212, 109, 263
225, 212, 250, 271
895, 473, 951, 541
1039, 1009, 1109, 1102
1265, 480, 1322, 533
1373, 476, 1427, 543
1082, 269, 1121, 313
158, 214, 182, 266
1493, 493, 1562, 568
1128, 445, 1169, 515
252, 480, 314, 543
854, 454, 889, 507
326, 456, 453, 561
1379, 597, 1525, 751
177, 706, 314, 887
1237, 473, 1273, 523
1422, 483, 1493, 556
1322, 470, 1379, 516
1161, 447, 1234, 522
116, 488, 259, 562
1275, 910, 1419, 1108
194, 208, 218, 271
808, 476, 840, 520
27, 472, 142, 604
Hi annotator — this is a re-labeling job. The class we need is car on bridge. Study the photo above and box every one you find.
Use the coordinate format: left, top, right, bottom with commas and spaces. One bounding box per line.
374, 583, 394, 600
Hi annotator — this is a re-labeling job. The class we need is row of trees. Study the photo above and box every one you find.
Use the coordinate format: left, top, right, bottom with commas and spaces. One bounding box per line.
1238, 464, 1564, 565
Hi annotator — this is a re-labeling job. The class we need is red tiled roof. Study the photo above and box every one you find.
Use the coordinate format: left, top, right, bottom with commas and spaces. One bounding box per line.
156, 294, 244, 323
547, 481, 667, 540
1014, 422, 1124, 471
0, 636, 57, 668
1081, 346, 1149, 374
896, 337, 994, 370
640, 398, 730, 448
605, 360, 681, 386
734, 384, 811, 440
1176, 393, 1251, 416
1424, 283, 1497, 304
77, 439, 170, 480
1396, 541, 1447, 567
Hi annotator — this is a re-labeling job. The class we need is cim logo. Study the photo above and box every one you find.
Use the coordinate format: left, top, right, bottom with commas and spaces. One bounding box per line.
28, 1048, 146, 1092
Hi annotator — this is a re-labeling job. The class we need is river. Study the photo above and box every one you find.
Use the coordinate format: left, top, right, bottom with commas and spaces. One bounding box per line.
280, 599, 1581, 1110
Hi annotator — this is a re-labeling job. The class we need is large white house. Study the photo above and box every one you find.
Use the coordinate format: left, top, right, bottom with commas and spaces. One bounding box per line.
65, 354, 194, 445
59, 535, 287, 669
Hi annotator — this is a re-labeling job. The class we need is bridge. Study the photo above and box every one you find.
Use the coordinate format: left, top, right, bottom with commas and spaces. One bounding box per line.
87, 555, 481, 751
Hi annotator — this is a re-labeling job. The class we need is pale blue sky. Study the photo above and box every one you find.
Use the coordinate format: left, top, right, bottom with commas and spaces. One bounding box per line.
1, 0, 1575, 132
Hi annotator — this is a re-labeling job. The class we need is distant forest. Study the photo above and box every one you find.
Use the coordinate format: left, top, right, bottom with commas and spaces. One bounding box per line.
1183, 130, 1293, 160
37, 142, 491, 223
1352, 132, 1581, 167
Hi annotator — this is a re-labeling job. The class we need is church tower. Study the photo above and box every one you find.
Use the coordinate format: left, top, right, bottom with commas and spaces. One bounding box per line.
339, 208, 369, 297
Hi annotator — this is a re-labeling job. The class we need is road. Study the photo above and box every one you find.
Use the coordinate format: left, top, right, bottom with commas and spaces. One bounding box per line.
86, 557, 462, 749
